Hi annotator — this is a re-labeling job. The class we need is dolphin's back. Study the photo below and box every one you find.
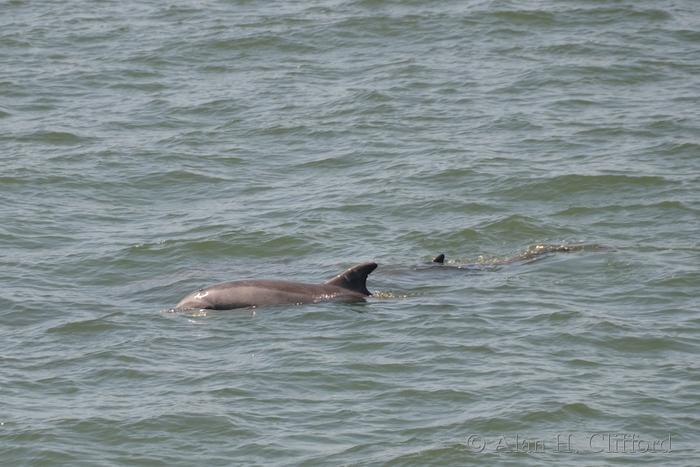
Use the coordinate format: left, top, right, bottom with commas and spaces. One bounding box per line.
175, 262, 378, 310
176, 280, 322, 310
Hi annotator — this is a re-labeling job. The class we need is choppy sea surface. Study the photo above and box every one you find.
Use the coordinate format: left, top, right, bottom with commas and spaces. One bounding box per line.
2, 1, 700, 465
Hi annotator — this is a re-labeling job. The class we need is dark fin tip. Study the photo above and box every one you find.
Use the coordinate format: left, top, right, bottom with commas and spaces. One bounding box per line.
431, 254, 445, 263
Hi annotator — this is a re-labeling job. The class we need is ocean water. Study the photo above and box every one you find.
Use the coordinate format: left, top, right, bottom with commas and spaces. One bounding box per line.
2, 1, 699, 465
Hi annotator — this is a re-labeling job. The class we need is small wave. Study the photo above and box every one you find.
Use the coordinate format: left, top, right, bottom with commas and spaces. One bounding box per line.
17, 131, 85, 146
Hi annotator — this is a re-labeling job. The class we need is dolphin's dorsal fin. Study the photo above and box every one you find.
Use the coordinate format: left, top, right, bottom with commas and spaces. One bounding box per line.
431, 254, 445, 263
324, 262, 377, 296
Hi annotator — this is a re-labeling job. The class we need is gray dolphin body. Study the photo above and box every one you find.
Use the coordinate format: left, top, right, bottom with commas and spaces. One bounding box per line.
175, 262, 377, 310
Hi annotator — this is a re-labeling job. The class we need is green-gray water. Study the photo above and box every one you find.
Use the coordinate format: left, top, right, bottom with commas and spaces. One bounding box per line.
2, 1, 699, 465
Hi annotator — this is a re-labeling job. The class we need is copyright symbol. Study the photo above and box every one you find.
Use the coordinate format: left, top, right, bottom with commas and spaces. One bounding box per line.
466, 435, 486, 452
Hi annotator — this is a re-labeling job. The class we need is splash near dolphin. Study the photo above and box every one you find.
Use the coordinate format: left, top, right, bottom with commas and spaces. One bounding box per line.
175, 262, 377, 310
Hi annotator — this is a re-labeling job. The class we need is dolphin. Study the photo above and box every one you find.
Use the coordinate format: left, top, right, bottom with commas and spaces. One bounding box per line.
425, 244, 613, 269
175, 262, 378, 310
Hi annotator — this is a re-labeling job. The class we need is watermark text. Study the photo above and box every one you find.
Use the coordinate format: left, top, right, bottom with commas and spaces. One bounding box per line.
465, 433, 672, 454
